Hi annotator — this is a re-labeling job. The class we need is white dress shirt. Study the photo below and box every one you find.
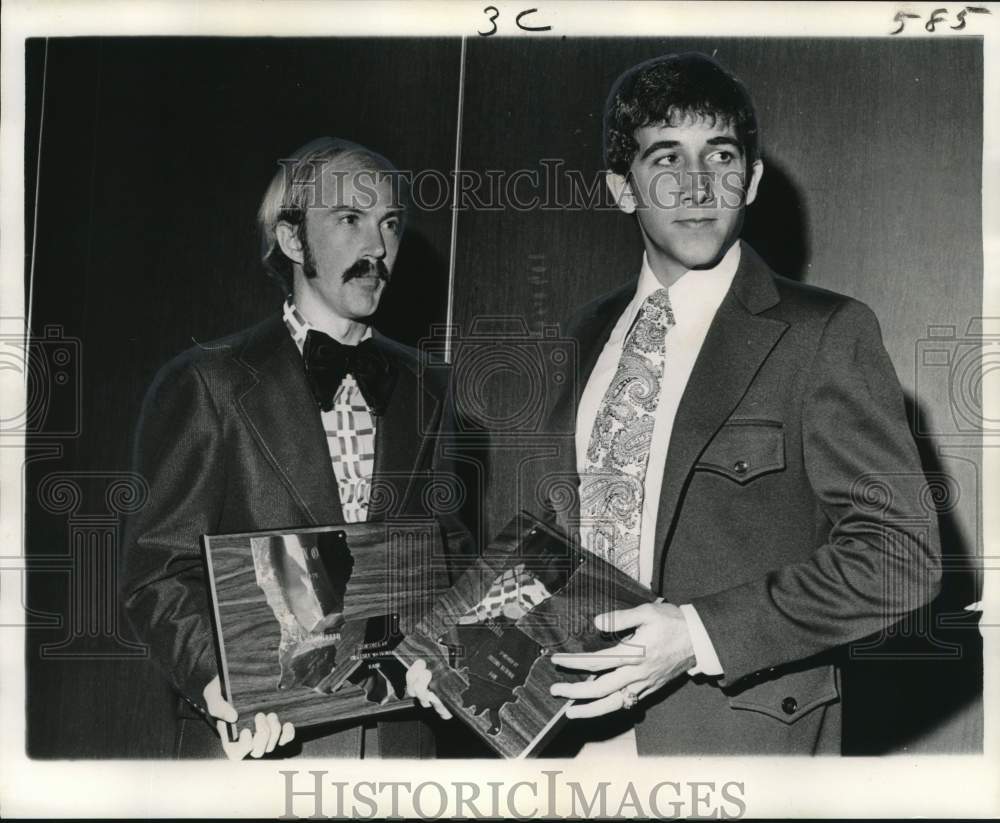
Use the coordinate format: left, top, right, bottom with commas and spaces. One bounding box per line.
283, 300, 382, 756
576, 242, 740, 760
574, 243, 741, 757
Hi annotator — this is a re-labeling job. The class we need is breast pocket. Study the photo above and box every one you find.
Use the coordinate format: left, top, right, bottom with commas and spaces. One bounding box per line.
695, 420, 785, 484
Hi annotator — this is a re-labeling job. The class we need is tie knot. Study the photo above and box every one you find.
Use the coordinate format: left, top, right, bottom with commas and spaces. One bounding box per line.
623, 288, 674, 355
645, 288, 675, 325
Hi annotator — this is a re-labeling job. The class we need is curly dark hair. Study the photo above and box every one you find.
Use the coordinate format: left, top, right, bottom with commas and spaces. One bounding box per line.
603, 52, 760, 176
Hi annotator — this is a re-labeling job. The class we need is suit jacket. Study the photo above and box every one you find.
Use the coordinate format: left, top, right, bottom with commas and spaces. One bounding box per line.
121, 313, 463, 758
545, 242, 942, 754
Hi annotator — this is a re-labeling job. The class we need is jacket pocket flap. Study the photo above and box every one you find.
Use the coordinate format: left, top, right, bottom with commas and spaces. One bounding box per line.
727, 665, 839, 725
696, 421, 785, 484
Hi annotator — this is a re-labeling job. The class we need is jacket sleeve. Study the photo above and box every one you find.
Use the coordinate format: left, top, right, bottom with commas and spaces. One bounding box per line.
120, 356, 224, 714
691, 299, 942, 687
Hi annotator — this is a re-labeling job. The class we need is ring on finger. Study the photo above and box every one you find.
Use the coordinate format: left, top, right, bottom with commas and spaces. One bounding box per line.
620, 687, 640, 710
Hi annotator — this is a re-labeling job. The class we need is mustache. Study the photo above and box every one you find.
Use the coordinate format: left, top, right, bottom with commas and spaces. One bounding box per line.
342, 258, 390, 283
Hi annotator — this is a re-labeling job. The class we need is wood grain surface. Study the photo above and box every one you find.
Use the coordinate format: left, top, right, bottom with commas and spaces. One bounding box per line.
395, 515, 653, 758
205, 520, 448, 732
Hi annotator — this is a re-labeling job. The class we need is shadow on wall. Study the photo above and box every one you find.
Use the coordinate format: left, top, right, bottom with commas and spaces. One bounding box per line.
843, 393, 983, 755
746, 154, 983, 753
376, 227, 449, 348
742, 155, 811, 282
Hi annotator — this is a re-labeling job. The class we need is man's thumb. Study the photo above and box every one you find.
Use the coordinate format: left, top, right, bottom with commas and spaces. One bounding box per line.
204, 676, 238, 722
215, 700, 238, 723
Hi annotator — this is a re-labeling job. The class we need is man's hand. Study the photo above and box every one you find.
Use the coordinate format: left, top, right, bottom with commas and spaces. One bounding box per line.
404, 658, 452, 719
549, 602, 696, 718
203, 675, 295, 760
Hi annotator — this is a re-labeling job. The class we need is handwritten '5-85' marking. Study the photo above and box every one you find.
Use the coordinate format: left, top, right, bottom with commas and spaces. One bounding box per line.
891, 6, 991, 34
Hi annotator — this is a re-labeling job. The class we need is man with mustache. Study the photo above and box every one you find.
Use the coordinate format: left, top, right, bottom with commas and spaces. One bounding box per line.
122, 137, 458, 759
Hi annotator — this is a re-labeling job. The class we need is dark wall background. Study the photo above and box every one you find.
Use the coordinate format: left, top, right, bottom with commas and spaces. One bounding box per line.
25, 36, 982, 757
449, 37, 984, 754
23, 37, 461, 758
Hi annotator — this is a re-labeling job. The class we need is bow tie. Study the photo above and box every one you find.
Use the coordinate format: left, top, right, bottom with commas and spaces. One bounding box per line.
302, 329, 397, 416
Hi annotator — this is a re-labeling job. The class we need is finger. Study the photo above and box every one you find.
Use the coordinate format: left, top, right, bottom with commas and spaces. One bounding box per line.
203, 675, 221, 705
203, 677, 238, 723
264, 713, 281, 753
550, 668, 642, 700
428, 692, 452, 720
405, 659, 429, 688
215, 719, 236, 755
232, 727, 254, 760
250, 713, 269, 758
593, 604, 654, 634
216, 700, 238, 724
566, 691, 625, 719
550, 642, 645, 672
219, 722, 253, 761
405, 663, 432, 699
278, 721, 295, 746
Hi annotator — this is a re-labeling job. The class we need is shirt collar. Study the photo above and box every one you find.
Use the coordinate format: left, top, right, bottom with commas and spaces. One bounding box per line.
615, 242, 741, 342
282, 298, 373, 353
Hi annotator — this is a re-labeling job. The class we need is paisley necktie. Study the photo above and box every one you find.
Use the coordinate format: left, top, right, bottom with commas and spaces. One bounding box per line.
579, 288, 674, 579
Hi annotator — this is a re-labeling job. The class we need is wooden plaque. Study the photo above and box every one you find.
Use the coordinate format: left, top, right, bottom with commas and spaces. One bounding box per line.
203, 519, 449, 738
394, 512, 654, 758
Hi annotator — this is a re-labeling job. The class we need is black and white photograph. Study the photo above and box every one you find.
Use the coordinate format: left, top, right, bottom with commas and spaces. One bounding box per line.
203, 522, 436, 746
1, 0, 997, 818
252, 531, 354, 653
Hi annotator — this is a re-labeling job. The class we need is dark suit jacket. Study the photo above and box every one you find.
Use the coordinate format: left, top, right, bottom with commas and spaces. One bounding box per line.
121, 314, 463, 758
546, 242, 942, 754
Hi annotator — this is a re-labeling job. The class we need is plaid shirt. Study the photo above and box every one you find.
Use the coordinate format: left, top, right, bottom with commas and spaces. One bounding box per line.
283, 300, 375, 523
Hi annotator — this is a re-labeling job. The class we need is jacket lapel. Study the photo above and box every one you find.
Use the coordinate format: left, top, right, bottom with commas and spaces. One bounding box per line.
235, 316, 344, 526
369, 333, 440, 518
650, 244, 788, 583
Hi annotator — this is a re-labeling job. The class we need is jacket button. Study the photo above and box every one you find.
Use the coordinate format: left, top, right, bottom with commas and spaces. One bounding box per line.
733, 460, 749, 475
781, 697, 798, 715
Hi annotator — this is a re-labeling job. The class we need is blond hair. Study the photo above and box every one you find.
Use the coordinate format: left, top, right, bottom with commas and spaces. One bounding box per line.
257, 137, 401, 290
